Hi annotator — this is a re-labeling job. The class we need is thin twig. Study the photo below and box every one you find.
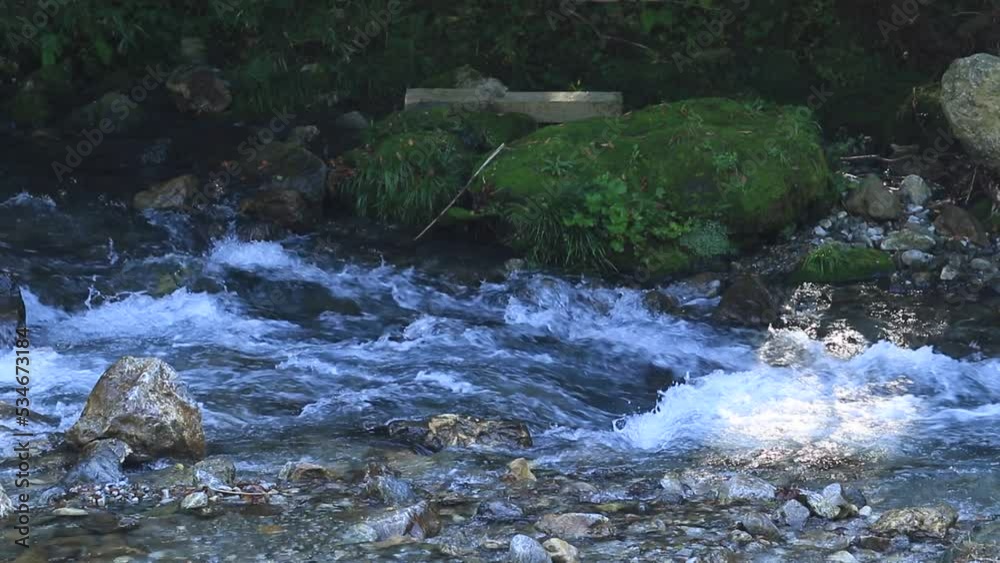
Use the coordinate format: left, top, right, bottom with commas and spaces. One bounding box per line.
208, 486, 271, 497
839, 154, 911, 163
413, 143, 506, 242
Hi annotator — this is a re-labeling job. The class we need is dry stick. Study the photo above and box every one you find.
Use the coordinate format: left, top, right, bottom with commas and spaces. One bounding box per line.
413, 143, 507, 242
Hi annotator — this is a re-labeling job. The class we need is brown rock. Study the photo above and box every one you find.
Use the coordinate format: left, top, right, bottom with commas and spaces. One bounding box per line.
66, 357, 205, 461
870, 504, 958, 539
239, 189, 314, 230
133, 174, 203, 211
845, 175, 903, 221
713, 275, 780, 327
934, 204, 989, 246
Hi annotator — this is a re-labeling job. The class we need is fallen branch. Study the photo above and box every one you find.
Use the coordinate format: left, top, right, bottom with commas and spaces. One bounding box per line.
413, 142, 506, 242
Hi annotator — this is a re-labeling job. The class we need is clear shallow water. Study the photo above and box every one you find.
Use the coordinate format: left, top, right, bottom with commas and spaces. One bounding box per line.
1, 191, 1000, 559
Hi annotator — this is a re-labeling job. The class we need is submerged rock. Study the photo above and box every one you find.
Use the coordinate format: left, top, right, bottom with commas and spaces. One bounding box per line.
244, 142, 328, 205
0, 270, 26, 350
360, 501, 441, 541
62, 439, 131, 486
941, 53, 1000, 173
358, 463, 416, 505
845, 175, 903, 221
870, 504, 958, 539
536, 513, 613, 539
713, 275, 779, 327
385, 414, 532, 452
508, 534, 551, 563
66, 357, 205, 461
476, 500, 524, 522
504, 458, 537, 482
278, 461, 335, 482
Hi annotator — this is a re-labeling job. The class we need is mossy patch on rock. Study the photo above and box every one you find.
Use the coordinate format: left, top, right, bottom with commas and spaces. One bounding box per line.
794, 243, 894, 284
480, 97, 832, 274
335, 107, 537, 226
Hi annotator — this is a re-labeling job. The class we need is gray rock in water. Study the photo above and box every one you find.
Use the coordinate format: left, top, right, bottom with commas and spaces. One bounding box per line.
717, 474, 776, 504
970, 257, 995, 272
870, 504, 958, 539
738, 512, 782, 540
941, 264, 960, 281
0, 271, 26, 350
508, 534, 551, 563
341, 523, 380, 544
238, 189, 317, 232
900, 175, 932, 206
882, 230, 937, 252
0, 483, 14, 519
477, 500, 524, 522
780, 499, 811, 530
193, 456, 236, 489
359, 463, 416, 505
845, 175, 903, 221
66, 357, 205, 461
364, 501, 441, 541
62, 438, 131, 486
536, 513, 612, 539
385, 414, 532, 452
659, 472, 692, 503
180, 491, 208, 510
941, 53, 1000, 173
802, 483, 855, 520
133, 174, 205, 212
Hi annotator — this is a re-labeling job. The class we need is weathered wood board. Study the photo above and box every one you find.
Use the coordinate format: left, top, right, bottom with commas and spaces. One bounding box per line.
404, 89, 623, 123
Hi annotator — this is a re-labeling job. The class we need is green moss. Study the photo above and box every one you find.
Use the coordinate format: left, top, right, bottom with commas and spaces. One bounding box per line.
794, 243, 894, 284
480, 97, 832, 274
339, 107, 536, 227
893, 82, 949, 147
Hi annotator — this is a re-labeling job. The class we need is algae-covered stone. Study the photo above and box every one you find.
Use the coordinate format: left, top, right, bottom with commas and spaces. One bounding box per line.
871, 504, 958, 539
480, 98, 831, 274
795, 243, 894, 284
941, 54, 1000, 173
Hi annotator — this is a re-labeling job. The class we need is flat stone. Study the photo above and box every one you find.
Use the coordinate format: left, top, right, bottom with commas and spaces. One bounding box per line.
180, 491, 208, 510
871, 504, 958, 539
781, 499, 811, 530
900, 250, 934, 269
717, 474, 776, 504
739, 512, 782, 540
536, 513, 612, 539
882, 230, 936, 252
900, 175, 932, 206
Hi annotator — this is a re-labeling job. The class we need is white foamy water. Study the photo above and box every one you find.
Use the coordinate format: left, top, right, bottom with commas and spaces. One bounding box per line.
7, 236, 1000, 477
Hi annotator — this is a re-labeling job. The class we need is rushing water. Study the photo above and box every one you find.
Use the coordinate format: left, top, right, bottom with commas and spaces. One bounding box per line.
1, 190, 999, 561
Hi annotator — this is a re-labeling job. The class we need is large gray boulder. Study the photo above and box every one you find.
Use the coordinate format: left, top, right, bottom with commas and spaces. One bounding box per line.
66, 357, 205, 461
941, 54, 1000, 172
0, 271, 26, 350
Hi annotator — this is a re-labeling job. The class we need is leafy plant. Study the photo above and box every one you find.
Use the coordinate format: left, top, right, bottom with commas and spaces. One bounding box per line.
679, 220, 734, 259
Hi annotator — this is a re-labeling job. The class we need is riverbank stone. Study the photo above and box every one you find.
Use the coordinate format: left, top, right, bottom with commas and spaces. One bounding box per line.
845, 175, 903, 221
0, 270, 25, 350
871, 504, 958, 539
941, 53, 1000, 173
543, 538, 579, 563
713, 275, 779, 327
536, 513, 613, 539
62, 439, 131, 486
66, 357, 205, 461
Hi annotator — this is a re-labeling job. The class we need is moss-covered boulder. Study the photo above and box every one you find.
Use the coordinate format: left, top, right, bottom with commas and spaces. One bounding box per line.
794, 243, 894, 284
5, 63, 73, 126
333, 106, 537, 226
479, 98, 832, 274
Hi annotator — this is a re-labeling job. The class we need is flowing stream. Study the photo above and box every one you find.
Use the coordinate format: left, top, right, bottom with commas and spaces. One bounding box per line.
1, 189, 999, 561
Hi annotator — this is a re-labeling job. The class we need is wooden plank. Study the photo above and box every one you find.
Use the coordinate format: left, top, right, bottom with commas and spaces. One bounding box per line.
404, 89, 623, 123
